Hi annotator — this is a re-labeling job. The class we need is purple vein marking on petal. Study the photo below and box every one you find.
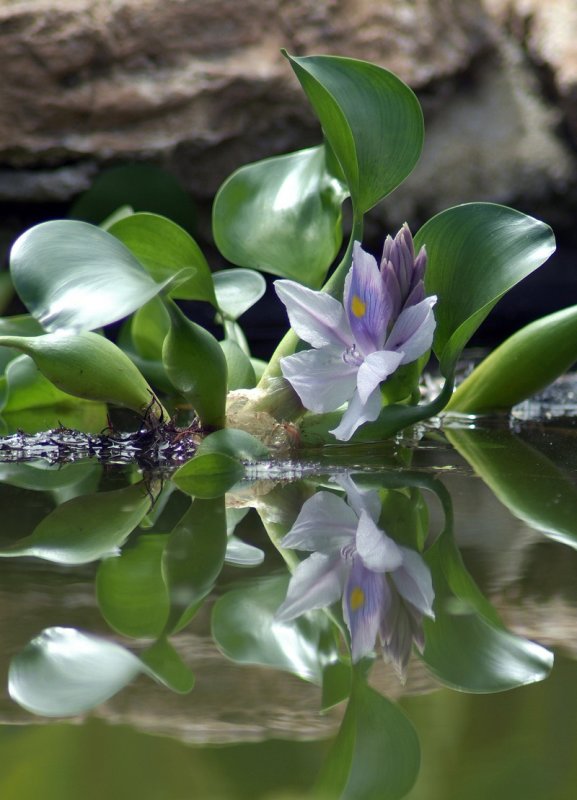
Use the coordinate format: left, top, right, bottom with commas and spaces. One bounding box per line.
386, 296, 437, 363
345, 243, 390, 355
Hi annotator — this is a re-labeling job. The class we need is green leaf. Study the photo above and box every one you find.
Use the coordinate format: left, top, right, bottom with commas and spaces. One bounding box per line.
70, 163, 197, 233
446, 427, 577, 550
416, 203, 556, 378
422, 608, 553, 693
162, 300, 227, 428
8, 628, 144, 717
0, 461, 100, 493
213, 145, 346, 287
162, 498, 228, 633
211, 574, 337, 683
220, 339, 256, 390
172, 452, 245, 498
10, 220, 173, 332
316, 675, 420, 800
96, 534, 169, 638
213, 268, 267, 319
0, 354, 87, 412
286, 53, 424, 213
138, 638, 195, 693
129, 296, 170, 361
0, 314, 44, 374
0, 480, 154, 564
108, 212, 217, 304
196, 427, 269, 461
0, 331, 168, 420
447, 304, 577, 412
225, 535, 265, 567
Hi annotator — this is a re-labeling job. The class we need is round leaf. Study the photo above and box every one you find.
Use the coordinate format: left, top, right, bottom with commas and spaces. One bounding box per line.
108, 213, 217, 304
213, 145, 345, 287
9, 627, 144, 717
172, 453, 245, 498
416, 203, 556, 377
213, 268, 266, 319
196, 427, 269, 461
10, 220, 171, 332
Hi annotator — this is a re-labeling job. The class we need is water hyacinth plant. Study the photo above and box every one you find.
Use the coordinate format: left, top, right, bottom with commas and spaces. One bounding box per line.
0, 49, 570, 453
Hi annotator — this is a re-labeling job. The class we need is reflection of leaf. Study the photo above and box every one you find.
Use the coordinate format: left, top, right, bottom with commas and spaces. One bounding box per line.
9, 628, 145, 717
0, 461, 100, 492
211, 574, 337, 683
162, 497, 228, 634
9, 627, 193, 717
213, 146, 345, 288
0, 481, 154, 564
446, 427, 577, 549
173, 453, 245, 498
317, 673, 420, 800
96, 534, 169, 638
422, 542, 553, 692
10, 220, 173, 332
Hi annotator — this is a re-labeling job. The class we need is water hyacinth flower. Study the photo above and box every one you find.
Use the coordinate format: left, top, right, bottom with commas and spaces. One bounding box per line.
274, 224, 437, 440
276, 476, 435, 674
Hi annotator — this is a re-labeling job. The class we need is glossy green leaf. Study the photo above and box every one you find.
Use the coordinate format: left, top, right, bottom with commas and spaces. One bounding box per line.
195, 427, 270, 461
172, 453, 245, 498
213, 268, 267, 319
213, 145, 346, 287
220, 339, 256, 390
130, 296, 171, 361
447, 304, 577, 412
446, 427, 577, 549
70, 163, 197, 232
162, 300, 227, 428
0, 331, 168, 420
0, 354, 86, 412
10, 220, 173, 332
416, 203, 556, 377
96, 535, 169, 638
0, 480, 154, 564
286, 53, 424, 213
422, 608, 553, 693
211, 574, 336, 683
316, 675, 420, 800
162, 498, 228, 633
108, 212, 217, 304
0, 402, 108, 435
8, 627, 145, 717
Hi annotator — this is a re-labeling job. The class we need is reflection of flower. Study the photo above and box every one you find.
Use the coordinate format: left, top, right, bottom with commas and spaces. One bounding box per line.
276, 477, 434, 674
274, 225, 436, 441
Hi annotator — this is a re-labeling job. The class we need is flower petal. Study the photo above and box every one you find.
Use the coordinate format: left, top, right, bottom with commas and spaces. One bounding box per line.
334, 474, 381, 523
276, 552, 347, 621
280, 346, 357, 413
356, 510, 404, 572
344, 243, 391, 356
385, 296, 437, 364
342, 557, 384, 662
330, 386, 383, 441
281, 491, 357, 553
392, 547, 435, 618
356, 349, 404, 403
275, 279, 351, 348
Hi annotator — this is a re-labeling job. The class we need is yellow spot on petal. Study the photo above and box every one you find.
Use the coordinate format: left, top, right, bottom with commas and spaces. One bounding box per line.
351, 294, 366, 318
350, 586, 365, 611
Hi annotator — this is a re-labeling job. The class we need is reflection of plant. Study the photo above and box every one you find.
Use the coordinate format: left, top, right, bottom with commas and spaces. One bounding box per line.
276, 476, 434, 673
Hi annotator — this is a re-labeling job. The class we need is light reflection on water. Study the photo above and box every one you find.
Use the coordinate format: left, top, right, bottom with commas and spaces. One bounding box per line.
1, 420, 577, 799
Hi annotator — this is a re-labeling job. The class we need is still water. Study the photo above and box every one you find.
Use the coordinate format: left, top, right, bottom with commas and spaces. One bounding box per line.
1, 411, 577, 800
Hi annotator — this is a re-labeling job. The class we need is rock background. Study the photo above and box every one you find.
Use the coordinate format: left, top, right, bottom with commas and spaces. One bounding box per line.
1, 0, 577, 342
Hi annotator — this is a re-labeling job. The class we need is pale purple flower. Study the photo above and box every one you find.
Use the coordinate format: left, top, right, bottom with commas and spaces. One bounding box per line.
275, 227, 436, 441
276, 476, 435, 670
